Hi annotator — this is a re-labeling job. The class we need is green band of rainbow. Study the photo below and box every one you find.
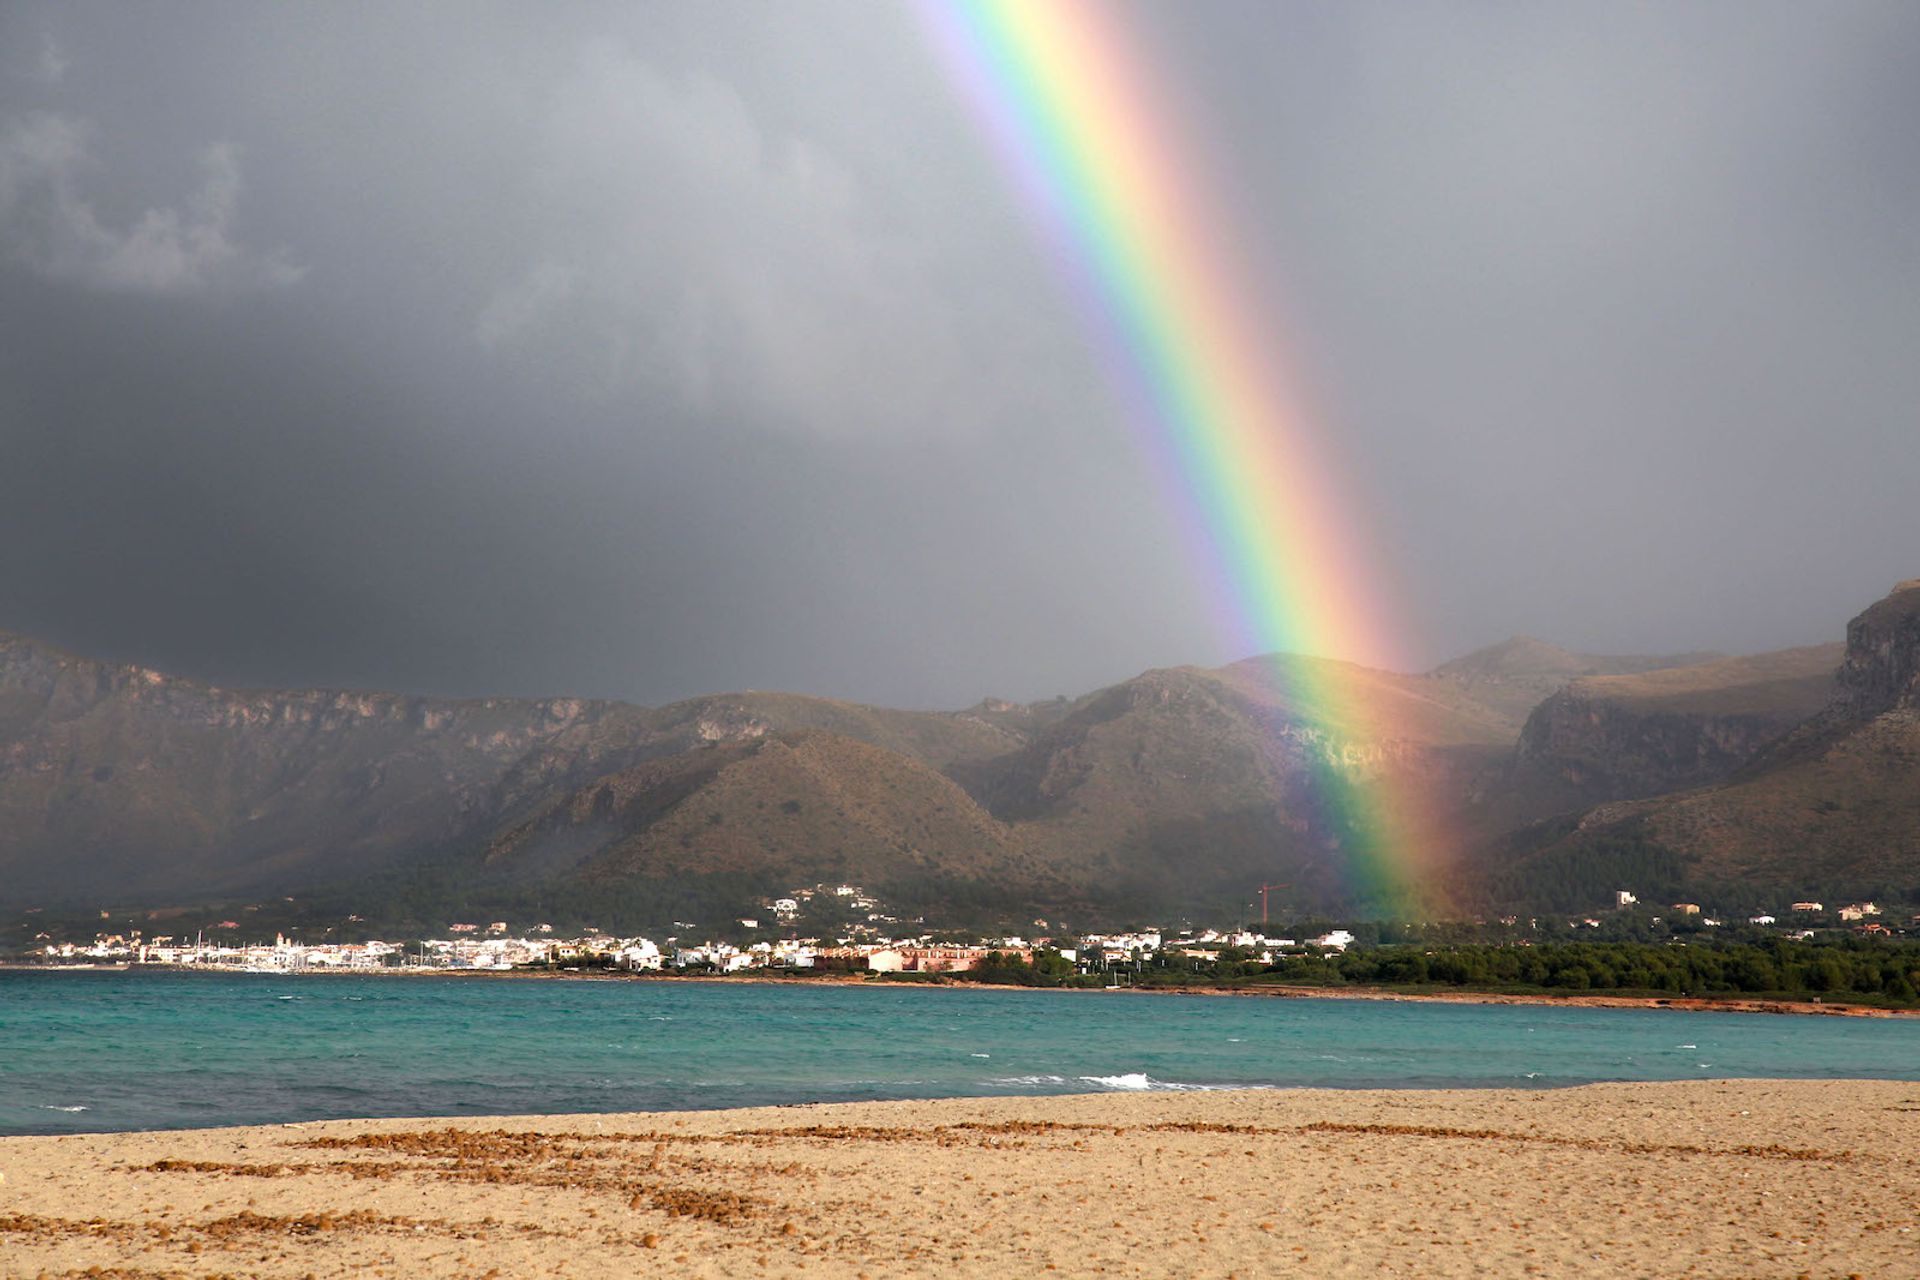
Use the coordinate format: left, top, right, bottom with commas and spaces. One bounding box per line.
916, 0, 1436, 914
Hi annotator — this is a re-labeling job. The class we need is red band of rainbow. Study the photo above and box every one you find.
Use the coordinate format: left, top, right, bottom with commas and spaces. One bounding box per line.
917, 0, 1437, 915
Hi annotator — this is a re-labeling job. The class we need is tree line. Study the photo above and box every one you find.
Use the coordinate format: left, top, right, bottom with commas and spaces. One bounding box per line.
957, 937, 1920, 1006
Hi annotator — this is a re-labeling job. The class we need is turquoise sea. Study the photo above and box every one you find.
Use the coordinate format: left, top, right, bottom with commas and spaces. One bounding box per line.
5, 970, 1919, 1136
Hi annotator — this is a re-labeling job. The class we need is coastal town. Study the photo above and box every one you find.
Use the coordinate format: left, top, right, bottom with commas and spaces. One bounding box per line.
13, 880, 1914, 977
22, 895, 1349, 977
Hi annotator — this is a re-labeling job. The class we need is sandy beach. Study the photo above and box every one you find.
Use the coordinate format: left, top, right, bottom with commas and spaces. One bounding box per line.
3, 1079, 1916, 1278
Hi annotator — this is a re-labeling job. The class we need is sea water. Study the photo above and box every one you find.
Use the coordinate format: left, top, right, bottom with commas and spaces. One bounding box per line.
5, 970, 1918, 1136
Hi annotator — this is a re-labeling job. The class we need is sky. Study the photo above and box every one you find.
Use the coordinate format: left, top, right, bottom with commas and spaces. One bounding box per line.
1, 1, 1915, 710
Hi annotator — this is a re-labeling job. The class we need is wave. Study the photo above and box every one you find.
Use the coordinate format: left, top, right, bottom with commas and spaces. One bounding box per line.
1077, 1073, 1213, 1092
989, 1072, 1226, 1092
42, 1104, 89, 1112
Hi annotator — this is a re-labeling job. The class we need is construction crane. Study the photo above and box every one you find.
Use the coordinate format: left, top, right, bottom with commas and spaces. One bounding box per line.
1256, 883, 1291, 927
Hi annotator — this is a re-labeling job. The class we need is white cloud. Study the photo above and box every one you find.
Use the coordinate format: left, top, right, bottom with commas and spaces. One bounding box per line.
0, 111, 303, 294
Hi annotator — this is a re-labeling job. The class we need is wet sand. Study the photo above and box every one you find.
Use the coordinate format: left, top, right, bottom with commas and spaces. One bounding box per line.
3, 1078, 1916, 1278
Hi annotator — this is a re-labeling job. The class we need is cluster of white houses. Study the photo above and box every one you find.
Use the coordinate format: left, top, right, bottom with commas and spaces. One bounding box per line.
1615, 891, 1888, 919
1655, 897, 1896, 932
26, 886, 1905, 972
30, 921, 1356, 974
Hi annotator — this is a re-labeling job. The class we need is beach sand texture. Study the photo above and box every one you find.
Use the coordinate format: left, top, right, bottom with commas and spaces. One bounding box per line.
3, 1079, 1916, 1278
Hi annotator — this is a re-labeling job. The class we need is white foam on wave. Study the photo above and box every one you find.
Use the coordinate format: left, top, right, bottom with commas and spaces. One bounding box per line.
1078, 1073, 1214, 1092
993, 1072, 1226, 1092
970, 1053, 991, 1058
43, 1104, 89, 1112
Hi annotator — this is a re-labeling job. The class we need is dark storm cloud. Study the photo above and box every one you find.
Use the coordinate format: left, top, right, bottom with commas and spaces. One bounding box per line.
1, 1, 1915, 708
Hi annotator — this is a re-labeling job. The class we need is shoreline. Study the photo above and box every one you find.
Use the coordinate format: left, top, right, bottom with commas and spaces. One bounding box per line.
1154, 981, 1920, 1017
3, 1079, 1914, 1277
9, 960, 1915, 1018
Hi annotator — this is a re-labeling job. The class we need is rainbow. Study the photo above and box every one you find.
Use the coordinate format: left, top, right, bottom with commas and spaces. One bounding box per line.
915, 0, 1441, 914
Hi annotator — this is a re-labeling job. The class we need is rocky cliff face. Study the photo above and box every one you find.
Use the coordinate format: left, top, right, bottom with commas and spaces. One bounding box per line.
1833, 580, 1920, 716
1516, 696, 1797, 796
1511, 644, 1843, 799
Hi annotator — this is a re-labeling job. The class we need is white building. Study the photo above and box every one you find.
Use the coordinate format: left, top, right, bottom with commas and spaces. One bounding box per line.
769, 939, 816, 968
617, 939, 663, 971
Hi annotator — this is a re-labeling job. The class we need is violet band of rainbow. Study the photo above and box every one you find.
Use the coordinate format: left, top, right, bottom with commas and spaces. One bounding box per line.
915, 0, 1436, 914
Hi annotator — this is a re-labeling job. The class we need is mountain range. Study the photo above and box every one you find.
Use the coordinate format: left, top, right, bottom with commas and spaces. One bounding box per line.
2, 581, 1915, 926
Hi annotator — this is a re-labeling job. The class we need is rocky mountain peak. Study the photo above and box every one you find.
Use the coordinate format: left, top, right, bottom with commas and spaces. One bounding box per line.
1835, 580, 1920, 715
